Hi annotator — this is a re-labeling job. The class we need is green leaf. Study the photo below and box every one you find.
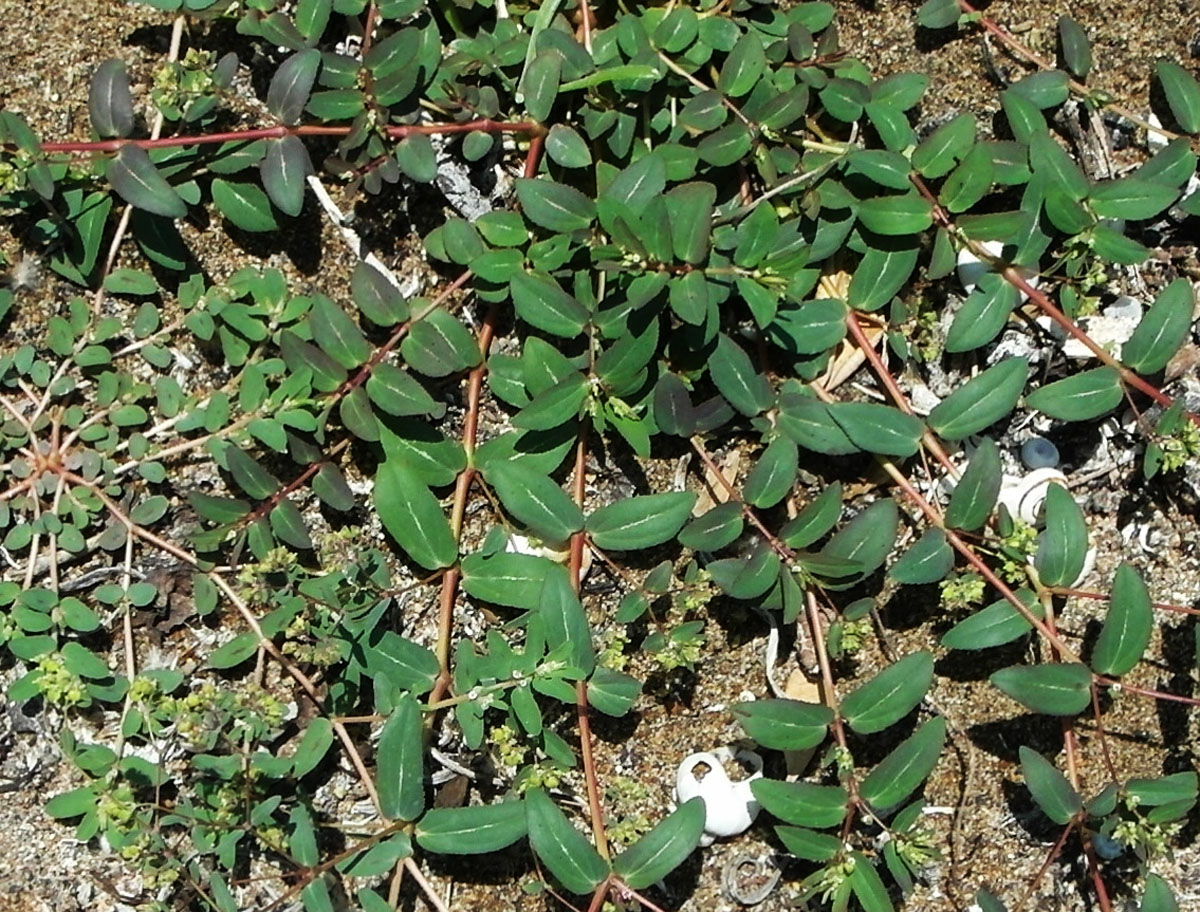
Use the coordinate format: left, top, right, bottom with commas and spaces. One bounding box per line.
587, 492, 697, 550
707, 545, 782, 600
777, 386, 857, 456
780, 483, 842, 549
847, 149, 913, 190
1091, 563, 1153, 677
990, 663, 1092, 715
267, 48, 321, 125
1020, 746, 1081, 825
666, 182, 716, 264
260, 135, 310, 217
539, 567, 595, 675
292, 718, 334, 778
484, 461, 582, 542
338, 834, 413, 878
374, 459, 457, 570
912, 113, 975, 178
1026, 366, 1123, 422
522, 49, 561, 122
823, 499, 899, 578
107, 145, 188, 218
860, 716, 946, 813
1057, 16, 1091, 79
1034, 483, 1088, 588
1142, 874, 1180, 912
1090, 224, 1150, 266
774, 826, 841, 861
679, 502, 744, 551
516, 178, 595, 233
848, 242, 919, 312
366, 631, 440, 695
929, 358, 1029, 441
717, 32, 766, 97
225, 446, 280, 500
587, 667, 641, 717
750, 780, 848, 829
1009, 70, 1070, 108
945, 273, 1020, 352
1089, 178, 1178, 220
510, 271, 589, 338
1123, 279, 1196, 374
939, 142, 994, 213
710, 333, 772, 416
311, 294, 372, 368
828, 402, 923, 458
377, 696, 425, 821
842, 652, 934, 734
745, 436, 799, 508
941, 590, 1043, 650
401, 308, 481, 377
856, 194, 933, 235
212, 179, 278, 232
613, 797, 705, 889
367, 364, 442, 419
916, 0, 960, 29
209, 632, 260, 669
850, 853, 894, 912
1156, 60, 1200, 134
526, 788, 608, 894
1029, 132, 1089, 201
45, 785, 100, 820
889, 529, 953, 584
415, 802, 527, 855
945, 439, 1002, 531
353, 261, 409, 326
512, 373, 589, 431
731, 698, 833, 750
90, 59, 135, 139
460, 551, 556, 610
545, 124, 592, 168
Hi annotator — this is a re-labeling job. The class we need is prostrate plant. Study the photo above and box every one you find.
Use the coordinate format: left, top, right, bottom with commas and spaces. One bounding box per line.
1, 0, 1200, 910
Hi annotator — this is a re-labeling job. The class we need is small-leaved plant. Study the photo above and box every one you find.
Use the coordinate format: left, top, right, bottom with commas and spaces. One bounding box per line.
1, 0, 1199, 910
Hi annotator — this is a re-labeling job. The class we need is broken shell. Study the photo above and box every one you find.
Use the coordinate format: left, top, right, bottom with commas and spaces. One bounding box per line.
674, 748, 763, 847
997, 467, 1068, 526
506, 532, 592, 579
956, 240, 1040, 301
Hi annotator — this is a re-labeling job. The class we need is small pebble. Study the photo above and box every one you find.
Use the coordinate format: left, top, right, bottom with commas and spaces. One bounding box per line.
1021, 437, 1060, 470
1092, 833, 1124, 860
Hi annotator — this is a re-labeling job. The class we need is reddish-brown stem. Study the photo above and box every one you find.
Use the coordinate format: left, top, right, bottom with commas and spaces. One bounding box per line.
844, 310, 957, 478
1089, 683, 1119, 781
38, 120, 541, 154
524, 131, 546, 179
429, 301, 497, 706
568, 424, 610, 860
1014, 821, 1077, 912
360, 1, 378, 60
1053, 586, 1200, 616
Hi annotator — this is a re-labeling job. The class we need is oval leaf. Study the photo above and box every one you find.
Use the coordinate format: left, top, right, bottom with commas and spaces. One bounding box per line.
1090, 563, 1153, 677
526, 788, 608, 894
586, 492, 697, 551
613, 797, 705, 889
842, 651, 934, 734
377, 696, 425, 821
989, 663, 1092, 715
928, 358, 1029, 441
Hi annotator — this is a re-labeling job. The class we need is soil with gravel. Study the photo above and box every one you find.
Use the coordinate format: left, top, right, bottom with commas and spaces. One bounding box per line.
2, 1, 1200, 911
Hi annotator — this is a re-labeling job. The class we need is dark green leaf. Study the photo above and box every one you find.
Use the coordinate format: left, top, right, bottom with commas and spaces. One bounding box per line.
587, 492, 697, 550
539, 567, 595, 675
612, 797, 704, 888
945, 274, 1021, 353
679, 502, 744, 551
483, 461, 583, 542
929, 357, 1029, 440
916, 0, 960, 29
751, 780, 848, 829
374, 459, 457, 570
511, 271, 590, 338
775, 826, 841, 861
1029, 132, 1089, 201
209, 632, 260, 669
311, 294, 372, 368
717, 32, 766, 98
526, 788, 608, 894
89, 59, 134, 139
415, 802, 527, 854
212, 179, 277, 232
107, 145, 188, 218
666, 182, 716, 264
366, 631, 440, 695
260, 135, 310, 217
828, 402, 923, 458
842, 652, 934, 733
460, 551, 556, 610
1142, 873, 1180, 912
377, 696, 425, 821
1034, 483, 1088, 588
1157, 60, 1200, 134
1027, 366, 1123, 422
856, 193, 933, 235
780, 482, 842, 548
731, 698, 833, 751
889, 529, 953, 584
1057, 16, 1091, 80
516, 178, 595, 233
588, 667, 641, 717
710, 333, 772, 416
1123, 279, 1195, 374
860, 716, 946, 813
267, 49, 321, 125
823, 499, 898, 578
941, 590, 1043, 650
912, 113, 975, 178
1091, 563, 1153, 676
1020, 746, 1081, 824
545, 124, 591, 168
1089, 178, 1178, 220
1009, 70, 1070, 108
945, 439, 1002, 531
745, 436, 799, 508
990, 663, 1092, 715
849, 853, 893, 912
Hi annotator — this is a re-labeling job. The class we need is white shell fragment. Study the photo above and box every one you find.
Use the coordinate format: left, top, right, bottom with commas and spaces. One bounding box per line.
674, 747, 763, 847
1055, 296, 1142, 360
997, 467, 1068, 526
956, 240, 1040, 301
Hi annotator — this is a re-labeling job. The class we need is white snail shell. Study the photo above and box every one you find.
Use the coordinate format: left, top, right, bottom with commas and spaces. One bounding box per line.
674, 748, 763, 847
998, 467, 1068, 526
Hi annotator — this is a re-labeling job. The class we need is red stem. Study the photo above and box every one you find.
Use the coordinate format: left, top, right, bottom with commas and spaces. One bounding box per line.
38, 120, 540, 154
